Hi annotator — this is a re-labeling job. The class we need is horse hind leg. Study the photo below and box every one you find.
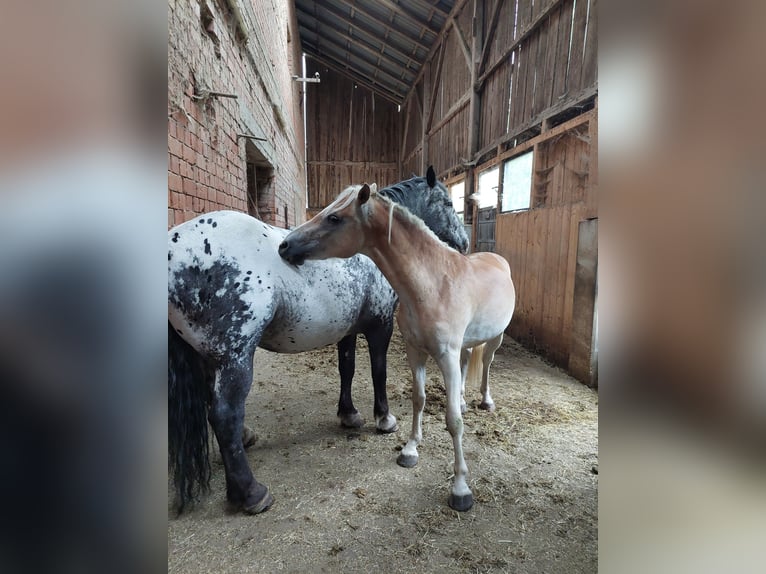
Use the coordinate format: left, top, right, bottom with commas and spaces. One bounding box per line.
479, 333, 504, 412
366, 320, 397, 433
208, 358, 273, 514
459, 348, 470, 414
397, 343, 427, 468
336, 334, 364, 428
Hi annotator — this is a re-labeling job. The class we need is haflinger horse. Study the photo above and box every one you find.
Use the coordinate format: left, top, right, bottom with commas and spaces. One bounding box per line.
168, 168, 468, 515
279, 183, 515, 511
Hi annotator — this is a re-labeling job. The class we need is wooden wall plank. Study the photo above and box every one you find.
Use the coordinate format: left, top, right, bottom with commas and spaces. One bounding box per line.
551, 0, 574, 101
567, 0, 589, 94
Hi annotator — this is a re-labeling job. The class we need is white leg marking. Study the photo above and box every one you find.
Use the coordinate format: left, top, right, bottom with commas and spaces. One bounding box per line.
399, 343, 427, 464
437, 351, 471, 501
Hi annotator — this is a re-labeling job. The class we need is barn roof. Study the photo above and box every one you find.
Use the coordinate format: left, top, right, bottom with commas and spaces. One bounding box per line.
295, 0, 456, 104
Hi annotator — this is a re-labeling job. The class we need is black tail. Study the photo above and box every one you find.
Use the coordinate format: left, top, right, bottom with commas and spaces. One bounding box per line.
168, 322, 211, 513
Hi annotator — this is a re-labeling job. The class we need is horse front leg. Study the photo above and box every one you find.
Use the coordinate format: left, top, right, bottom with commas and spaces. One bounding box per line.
366, 320, 398, 433
397, 343, 427, 468
336, 334, 364, 428
436, 350, 473, 511
209, 357, 272, 514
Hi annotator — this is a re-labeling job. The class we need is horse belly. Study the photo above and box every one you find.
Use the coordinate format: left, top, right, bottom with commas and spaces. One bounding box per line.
259, 315, 356, 353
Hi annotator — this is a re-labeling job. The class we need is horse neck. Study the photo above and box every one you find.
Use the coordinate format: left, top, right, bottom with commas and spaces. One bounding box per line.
361, 199, 451, 303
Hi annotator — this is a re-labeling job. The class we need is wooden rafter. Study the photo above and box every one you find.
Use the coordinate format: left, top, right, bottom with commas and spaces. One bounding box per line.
373, 0, 441, 35
401, 0, 472, 108
425, 40, 447, 131
453, 18, 472, 70
305, 52, 404, 104
301, 34, 410, 90
296, 10, 416, 74
334, 0, 432, 51
478, 0, 504, 72
297, 2, 422, 65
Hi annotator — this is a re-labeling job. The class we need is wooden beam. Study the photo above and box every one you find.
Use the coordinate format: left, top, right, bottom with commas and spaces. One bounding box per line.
307, 160, 398, 167
466, 0, 484, 236
425, 40, 446, 131
474, 108, 596, 172
296, 10, 417, 75
305, 53, 404, 105
400, 97, 412, 167
478, 0, 563, 89
335, 0, 432, 51
400, 0, 472, 108
427, 90, 470, 136
301, 32, 411, 90
372, 0, 441, 35
478, 0, 504, 72
453, 18, 472, 70
421, 54, 430, 173
297, 3, 421, 66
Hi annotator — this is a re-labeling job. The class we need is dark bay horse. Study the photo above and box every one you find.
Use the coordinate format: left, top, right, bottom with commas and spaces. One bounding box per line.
168, 168, 468, 514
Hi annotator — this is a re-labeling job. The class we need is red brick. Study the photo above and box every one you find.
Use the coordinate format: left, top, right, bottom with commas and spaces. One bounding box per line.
182, 177, 196, 195
179, 160, 192, 178
168, 172, 182, 192
169, 155, 180, 174
182, 144, 196, 164
168, 135, 182, 158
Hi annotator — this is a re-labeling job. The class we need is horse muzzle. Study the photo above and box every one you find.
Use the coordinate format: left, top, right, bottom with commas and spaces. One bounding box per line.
278, 237, 315, 266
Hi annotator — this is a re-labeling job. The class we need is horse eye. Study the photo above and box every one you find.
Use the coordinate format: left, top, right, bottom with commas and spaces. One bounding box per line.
445, 200, 453, 207
327, 214, 341, 224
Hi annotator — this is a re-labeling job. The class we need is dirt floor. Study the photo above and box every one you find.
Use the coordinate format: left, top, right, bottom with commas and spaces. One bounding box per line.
168, 329, 598, 573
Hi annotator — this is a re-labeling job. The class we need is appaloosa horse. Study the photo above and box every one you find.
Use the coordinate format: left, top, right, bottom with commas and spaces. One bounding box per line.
279, 183, 515, 511
168, 168, 468, 514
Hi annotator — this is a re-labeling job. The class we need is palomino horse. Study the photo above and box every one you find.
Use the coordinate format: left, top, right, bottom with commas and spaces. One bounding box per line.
279, 184, 515, 511
168, 169, 468, 514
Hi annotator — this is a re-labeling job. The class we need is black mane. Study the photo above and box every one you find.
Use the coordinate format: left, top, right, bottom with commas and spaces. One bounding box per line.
377, 170, 469, 254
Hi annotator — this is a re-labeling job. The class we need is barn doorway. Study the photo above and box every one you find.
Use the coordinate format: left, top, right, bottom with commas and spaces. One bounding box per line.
245, 140, 274, 222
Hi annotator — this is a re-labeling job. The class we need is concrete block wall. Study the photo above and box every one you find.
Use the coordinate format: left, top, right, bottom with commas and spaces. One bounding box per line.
168, 0, 305, 229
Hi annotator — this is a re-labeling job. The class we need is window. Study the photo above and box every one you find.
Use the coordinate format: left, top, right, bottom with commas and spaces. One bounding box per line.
501, 151, 533, 212
477, 166, 499, 209
449, 181, 465, 221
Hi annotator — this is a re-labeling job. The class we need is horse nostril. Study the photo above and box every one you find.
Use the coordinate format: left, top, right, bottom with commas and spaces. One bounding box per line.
278, 240, 289, 253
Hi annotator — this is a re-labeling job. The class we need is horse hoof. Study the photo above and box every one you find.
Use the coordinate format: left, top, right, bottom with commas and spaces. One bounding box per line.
340, 412, 365, 429
376, 414, 398, 434
242, 426, 257, 448
243, 485, 274, 515
396, 453, 418, 468
448, 492, 474, 512
479, 401, 495, 412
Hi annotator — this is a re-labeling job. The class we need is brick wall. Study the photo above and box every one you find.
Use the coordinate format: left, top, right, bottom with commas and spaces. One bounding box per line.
168, 0, 305, 229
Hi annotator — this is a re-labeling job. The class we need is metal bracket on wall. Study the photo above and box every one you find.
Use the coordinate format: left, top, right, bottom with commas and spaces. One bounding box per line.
237, 133, 268, 141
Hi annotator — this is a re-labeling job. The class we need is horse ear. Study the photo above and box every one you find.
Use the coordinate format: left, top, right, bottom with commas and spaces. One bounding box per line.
370, 183, 377, 194
426, 165, 436, 188
358, 184, 371, 205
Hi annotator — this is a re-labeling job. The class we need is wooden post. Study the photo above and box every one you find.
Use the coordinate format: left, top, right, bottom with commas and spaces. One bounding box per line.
466, 0, 484, 250
421, 63, 430, 174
